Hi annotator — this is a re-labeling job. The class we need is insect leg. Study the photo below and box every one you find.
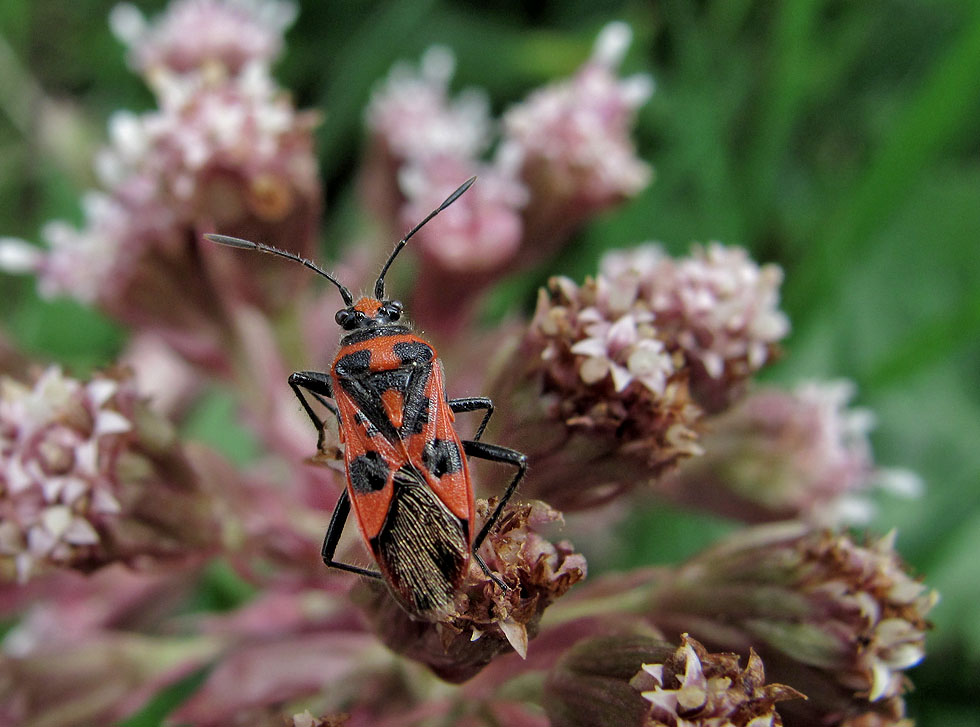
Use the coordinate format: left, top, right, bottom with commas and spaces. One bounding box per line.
321, 489, 383, 579
448, 396, 493, 441
462, 440, 528, 549
289, 371, 340, 449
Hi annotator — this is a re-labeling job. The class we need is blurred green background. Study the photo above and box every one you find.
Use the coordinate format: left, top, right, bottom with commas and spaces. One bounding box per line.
1, 1, 978, 724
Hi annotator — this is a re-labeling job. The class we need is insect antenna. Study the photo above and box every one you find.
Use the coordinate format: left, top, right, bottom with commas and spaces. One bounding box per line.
205, 233, 354, 306
374, 176, 476, 299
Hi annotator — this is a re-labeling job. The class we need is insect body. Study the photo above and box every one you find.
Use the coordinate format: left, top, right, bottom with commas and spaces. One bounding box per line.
206, 178, 526, 620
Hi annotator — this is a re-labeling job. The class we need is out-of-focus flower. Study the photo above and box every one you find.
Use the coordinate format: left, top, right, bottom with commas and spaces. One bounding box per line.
0, 367, 217, 582
361, 23, 652, 337
366, 45, 491, 167
659, 380, 922, 525
647, 524, 937, 724
601, 243, 789, 412
353, 499, 586, 683
361, 45, 492, 225
0, 17, 320, 370
544, 632, 802, 727
110, 0, 298, 77
503, 22, 653, 255
0, 631, 221, 727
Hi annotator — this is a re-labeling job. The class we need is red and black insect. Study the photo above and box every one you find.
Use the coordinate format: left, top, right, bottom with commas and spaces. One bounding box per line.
206, 178, 526, 620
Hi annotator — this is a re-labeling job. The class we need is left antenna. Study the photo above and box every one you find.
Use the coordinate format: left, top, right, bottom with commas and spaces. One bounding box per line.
205, 234, 354, 306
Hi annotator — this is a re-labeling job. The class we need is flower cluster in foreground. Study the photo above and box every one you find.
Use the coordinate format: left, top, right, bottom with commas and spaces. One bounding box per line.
0, 2, 934, 726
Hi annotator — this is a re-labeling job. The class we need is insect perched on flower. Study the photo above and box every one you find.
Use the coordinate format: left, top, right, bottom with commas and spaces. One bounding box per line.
206, 178, 527, 621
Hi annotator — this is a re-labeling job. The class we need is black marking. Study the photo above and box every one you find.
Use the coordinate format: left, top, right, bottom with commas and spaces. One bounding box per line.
335, 349, 371, 377
372, 465, 468, 616
401, 396, 430, 435
423, 438, 463, 478
349, 451, 389, 494
365, 369, 412, 398
353, 411, 380, 437
393, 340, 434, 366
341, 325, 410, 346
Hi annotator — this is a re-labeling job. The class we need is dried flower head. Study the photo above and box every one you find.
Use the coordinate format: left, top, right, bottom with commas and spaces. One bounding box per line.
662, 380, 922, 524
110, 0, 298, 77
631, 634, 805, 727
650, 524, 937, 722
600, 243, 789, 412
503, 22, 653, 216
0, 367, 216, 582
353, 499, 586, 683
544, 632, 802, 727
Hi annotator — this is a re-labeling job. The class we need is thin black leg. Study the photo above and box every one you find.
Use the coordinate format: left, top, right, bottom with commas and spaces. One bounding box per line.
462, 440, 528, 549
289, 370, 340, 449
448, 396, 494, 441
321, 489, 383, 579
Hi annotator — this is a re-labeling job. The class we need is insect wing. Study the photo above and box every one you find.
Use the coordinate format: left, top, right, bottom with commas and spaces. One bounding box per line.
331, 335, 473, 617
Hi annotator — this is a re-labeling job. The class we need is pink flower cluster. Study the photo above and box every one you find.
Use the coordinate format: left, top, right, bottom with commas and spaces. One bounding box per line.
364, 22, 652, 334
0, 0, 319, 368
0, 4, 934, 727
0, 367, 212, 582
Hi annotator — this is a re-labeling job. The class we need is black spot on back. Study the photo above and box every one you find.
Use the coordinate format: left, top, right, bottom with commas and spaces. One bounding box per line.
422, 438, 463, 478
350, 451, 389, 494
335, 349, 371, 377
393, 341, 433, 366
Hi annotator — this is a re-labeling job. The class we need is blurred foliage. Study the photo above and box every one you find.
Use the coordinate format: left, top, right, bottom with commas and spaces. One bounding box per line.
1, 0, 978, 723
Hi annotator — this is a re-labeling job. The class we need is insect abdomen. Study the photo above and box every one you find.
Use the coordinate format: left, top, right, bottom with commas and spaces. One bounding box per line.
371, 464, 469, 617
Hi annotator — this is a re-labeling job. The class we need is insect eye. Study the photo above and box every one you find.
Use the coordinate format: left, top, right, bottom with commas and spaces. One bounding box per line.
335, 309, 354, 328
383, 301, 403, 321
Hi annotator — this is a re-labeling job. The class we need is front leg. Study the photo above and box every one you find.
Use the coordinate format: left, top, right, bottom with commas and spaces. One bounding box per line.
289, 370, 340, 449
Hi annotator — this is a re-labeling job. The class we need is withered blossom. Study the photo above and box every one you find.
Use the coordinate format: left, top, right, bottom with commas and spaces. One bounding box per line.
632, 635, 804, 727
647, 524, 937, 724
0, 367, 216, 582
544, 632, 802, 727
353, 499, 586, 683
660, 380, 921, 524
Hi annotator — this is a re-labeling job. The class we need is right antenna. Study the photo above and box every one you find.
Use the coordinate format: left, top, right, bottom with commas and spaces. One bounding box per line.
374, 176, 476, 300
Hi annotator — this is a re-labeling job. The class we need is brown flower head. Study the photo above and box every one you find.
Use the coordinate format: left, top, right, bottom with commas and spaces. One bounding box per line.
353, 499, 586, 683
544, 632, 802, 727
649, 525, 937, 723
632, 634, 804, 727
